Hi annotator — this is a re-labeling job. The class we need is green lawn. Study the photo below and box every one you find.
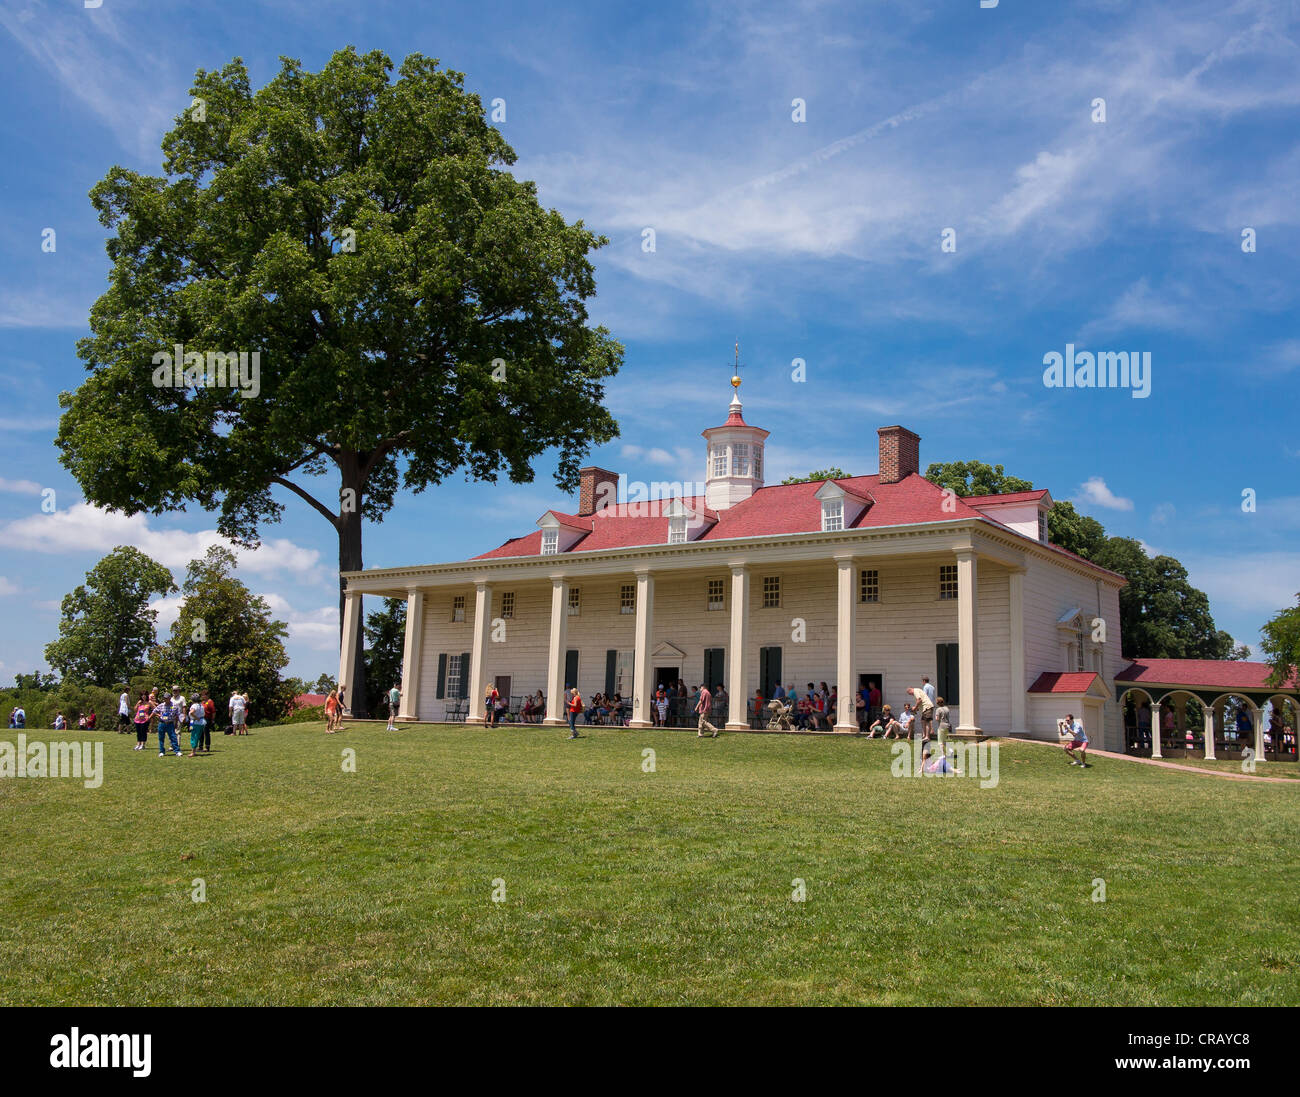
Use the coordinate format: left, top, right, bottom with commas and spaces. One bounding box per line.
2, 722, 1297, 1005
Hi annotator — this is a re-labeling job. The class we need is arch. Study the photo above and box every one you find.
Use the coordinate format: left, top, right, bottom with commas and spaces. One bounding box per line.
1119, 687, 1157, 757
1204, 692, 1260, 761
1264, 694, 1300, 761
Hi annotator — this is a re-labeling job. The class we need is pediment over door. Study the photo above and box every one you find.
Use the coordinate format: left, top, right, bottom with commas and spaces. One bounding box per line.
652, 642, 686, 661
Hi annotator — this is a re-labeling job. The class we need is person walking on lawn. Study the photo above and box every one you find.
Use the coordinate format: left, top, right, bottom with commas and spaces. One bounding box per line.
566, 687, 583, 739
696, 683, 719, 739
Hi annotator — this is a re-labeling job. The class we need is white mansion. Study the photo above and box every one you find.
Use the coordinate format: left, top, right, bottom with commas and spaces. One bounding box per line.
339, 377, 1127, 748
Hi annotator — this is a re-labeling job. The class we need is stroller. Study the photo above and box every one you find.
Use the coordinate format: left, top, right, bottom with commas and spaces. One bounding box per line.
766, 699, 795, 731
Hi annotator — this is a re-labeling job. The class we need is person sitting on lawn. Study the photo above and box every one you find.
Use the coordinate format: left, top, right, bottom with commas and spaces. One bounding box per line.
921, 747, 958, 775
868, 704, 900, 738
898, 703, 916, 740
1062, 713, 1089, 766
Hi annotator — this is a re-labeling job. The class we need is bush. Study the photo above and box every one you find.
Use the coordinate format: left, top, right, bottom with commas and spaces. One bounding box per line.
0, 683, 123, 731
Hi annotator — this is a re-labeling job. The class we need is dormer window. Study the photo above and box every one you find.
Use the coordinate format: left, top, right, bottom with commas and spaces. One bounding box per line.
711, 445, 728, 477
541, 529, 559, 555
1038, 511, 1049, 543
668, 515, 687, 544
822, 499, 843, 532
731, 443, 750, 477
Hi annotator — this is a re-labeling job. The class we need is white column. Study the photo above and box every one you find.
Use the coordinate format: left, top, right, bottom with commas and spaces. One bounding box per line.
834, 557, 857, 732
1253, 704, 1264, 760
1203, 705, 1216, 760
398, 588, 425, 721
338, 590, 362, 710
1008, 568, 1027, 735
955, 550, 981, 735
544, 578, 569, 725
725, 565, 750, 730
1151, 695, 1163, 759
466, 582, 492, 724
630, 570, 655, 728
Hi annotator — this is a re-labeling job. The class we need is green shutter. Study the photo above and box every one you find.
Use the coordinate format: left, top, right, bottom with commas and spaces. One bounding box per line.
704, 648, 724, 690
937, 642, 960, 706
565, 649, 579, 690
605, 650, 617, 696
436, 654, 447, 700
460, 652, 470, 699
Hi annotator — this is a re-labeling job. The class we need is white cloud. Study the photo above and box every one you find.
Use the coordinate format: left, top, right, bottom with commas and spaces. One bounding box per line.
0, 577, 20, 596
1072, 477, 1134, 512
0, 290, 92, 331
1078, 278, 1194, 341
148, 592, 339, 652
2, 502, 327, 582
1181, 552, 1300, 620
1151, 502, 1176, 525
0, 477, 43, 495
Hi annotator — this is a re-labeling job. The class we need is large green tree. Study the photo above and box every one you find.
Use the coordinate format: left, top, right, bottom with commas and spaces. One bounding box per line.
1260, 594, 1300, 687
43, 546, 177, 686
926, 460, 1238, 660
56, 48, 622, 715
781, 468, 849, 485
362, 597, 406, 715
148, 546, 295, 724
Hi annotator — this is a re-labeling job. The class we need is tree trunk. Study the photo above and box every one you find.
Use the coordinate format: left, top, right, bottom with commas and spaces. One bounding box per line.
338, 452, 368, 717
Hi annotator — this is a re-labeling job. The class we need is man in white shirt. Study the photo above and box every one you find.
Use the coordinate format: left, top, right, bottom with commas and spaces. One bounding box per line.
118, 690, 131, 734
1063, 713, 1089, 767
230, 690, 248, 735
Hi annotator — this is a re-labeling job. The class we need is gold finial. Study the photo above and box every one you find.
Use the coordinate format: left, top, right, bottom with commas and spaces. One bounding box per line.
731, 341, 742, 388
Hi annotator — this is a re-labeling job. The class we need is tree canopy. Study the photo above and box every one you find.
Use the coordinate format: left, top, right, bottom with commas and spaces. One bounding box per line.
362, 597, 406, 714
43, 546, 177, 687
781, 468, 849, 485
148, 546, 295, 723
1260, 594, 1300, 688
56, 47, 623, 713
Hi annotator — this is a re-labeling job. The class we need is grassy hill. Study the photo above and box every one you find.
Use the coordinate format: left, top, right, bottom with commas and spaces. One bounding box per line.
1, 721, 1296, 1005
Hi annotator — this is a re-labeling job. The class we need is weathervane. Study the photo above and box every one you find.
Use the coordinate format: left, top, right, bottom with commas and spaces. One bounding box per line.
731, 340, 742, 390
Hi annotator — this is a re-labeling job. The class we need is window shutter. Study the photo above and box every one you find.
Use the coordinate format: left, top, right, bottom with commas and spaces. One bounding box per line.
605, 650, 617, 696
436, 654, 447, 700
565, 649, 579, 691
704, 648, 724, 689
459, 652, 470, 699
936, 643, 959, 705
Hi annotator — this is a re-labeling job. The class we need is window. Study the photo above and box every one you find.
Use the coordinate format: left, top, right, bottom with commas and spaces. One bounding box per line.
707, 578, 725, 611
568, 587, 581, 616
822, 499, 843, 532
752, 445, 763, 481
500, 591, 515, 619
1074, 617, 1086, 672
732, 443, 750, 477
939, 565, 958, 600
1038, 511, 1049, 543
541, 528, 559, 555
615, 650, 635, 695
446, 654, 463, 698
711, 445, 728, 478
859, 569, 879, 603
668, 516, 687, 544
452, 595, 465, 622
620, 584, 635, 614
762, 575, 781, 608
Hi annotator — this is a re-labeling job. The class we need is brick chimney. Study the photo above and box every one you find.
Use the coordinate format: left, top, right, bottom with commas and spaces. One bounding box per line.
877, 426, 920, 485
578, 466, 618, 516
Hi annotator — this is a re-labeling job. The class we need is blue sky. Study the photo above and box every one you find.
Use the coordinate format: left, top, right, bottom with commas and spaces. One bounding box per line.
1, 0, 1297, 680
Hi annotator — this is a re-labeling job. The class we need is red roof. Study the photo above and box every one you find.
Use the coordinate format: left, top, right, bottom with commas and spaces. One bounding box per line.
474, 474, 988, 559
1116, 660, 1297, 691
1028, 672, 1101, 694
293, 693, 328, 709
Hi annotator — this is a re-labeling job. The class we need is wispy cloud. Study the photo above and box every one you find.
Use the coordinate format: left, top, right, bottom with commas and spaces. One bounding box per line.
1073, 476, 1134, 511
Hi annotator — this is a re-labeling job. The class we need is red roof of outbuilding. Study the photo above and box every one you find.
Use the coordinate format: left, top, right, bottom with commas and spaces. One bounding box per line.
964, 490, 1051, 505
1028, 672, 1101, 694
1116, 660, 1297, 691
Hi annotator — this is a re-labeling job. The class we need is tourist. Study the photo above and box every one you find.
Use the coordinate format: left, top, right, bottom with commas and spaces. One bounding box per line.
132, 693, 151, 750
794, 693, 813, 730
77, 714, 88, 732
921, 675, 936, 708
1234, 706, 1252, 745
869, 705, 901, 738
520, 693, 535, 724
388, 682, 402, 731
753, 687, 764, 725
922, 747, 957, 776
483, 681, 499, 728
655, 686, 670, 727
1137, 702, 1152, 752
155, 692, 181, 758
186, 695, 206, 757
53, 711, 67, 731
118, 689, 131, 734
856, 686, 868, 730
868, 681, 882, 724
86, 710, 97, 731
910, 686, 934, 741
170, 685, 187, 741
933, 696, 952, 750
715, 684, 729, 721
1063, 713, 1089, 767
533, 690, 545, 723
200, 690, 215, 752
566, 686, 583, 739
230, 689, 248, 736
325, 688, 340, 733
610, 694, 626, 725
772, 682, 786, 702
696, 682, 719, 738
1160, 706, 1174, 749
898, 702, 916, 739
585, 692, 603, 726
